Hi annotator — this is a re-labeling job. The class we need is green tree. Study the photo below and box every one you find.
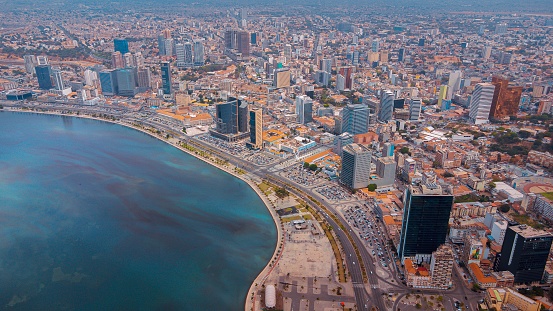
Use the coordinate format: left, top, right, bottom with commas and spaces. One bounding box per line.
489, 182, 496, 189
367, 184, 377, 192
303, 162, 310, 169
499, 204, 511, 213
399, 147, 411, 155
309, 164, 318, 171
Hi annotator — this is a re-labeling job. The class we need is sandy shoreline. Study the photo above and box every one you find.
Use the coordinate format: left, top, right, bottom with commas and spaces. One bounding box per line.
0, 108, 282, 311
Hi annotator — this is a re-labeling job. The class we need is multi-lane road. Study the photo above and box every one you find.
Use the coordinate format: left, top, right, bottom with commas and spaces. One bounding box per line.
0, 101, 484, 310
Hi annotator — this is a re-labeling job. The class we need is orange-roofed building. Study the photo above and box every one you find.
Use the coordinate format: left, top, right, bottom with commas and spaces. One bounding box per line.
468, 263, 497, 289
404, 258, 432, 288
354, 132, 378, 145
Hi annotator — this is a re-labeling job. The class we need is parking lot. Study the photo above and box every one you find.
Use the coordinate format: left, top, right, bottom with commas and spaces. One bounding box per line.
280, 164, 328, 187
343, 205, 394, 269
315, 184, 354, 201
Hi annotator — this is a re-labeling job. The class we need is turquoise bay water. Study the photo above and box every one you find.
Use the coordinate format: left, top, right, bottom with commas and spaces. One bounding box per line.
0, 112, 276, 310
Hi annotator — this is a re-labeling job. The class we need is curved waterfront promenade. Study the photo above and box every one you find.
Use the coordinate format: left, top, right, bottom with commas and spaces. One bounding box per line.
0, 108, 282, 311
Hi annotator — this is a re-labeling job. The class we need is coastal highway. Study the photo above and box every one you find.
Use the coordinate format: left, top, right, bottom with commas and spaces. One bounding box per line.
265, 175, 373, 311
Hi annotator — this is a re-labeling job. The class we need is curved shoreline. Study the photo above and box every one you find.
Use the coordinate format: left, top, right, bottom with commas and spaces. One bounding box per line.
0, 109, 282, 311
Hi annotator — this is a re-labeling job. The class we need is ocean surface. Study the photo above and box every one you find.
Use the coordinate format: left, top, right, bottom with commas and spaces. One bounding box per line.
0, 111, 276, 311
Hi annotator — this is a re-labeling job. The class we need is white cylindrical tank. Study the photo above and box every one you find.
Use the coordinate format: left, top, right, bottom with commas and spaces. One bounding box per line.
265, 284, 276, 308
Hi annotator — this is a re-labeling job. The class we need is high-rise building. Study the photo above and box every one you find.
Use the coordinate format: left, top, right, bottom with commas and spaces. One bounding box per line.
84, 69, 97, 86
136, 68, 151, 89
495, 23, 508, 34
333, 132, 354, 156
36, 55, 49, 65
338, 66, 354, 90
113, 38, 129, 55
469, 83, 496, 124
448, 70, 462, 95
99, 70, 117, 96
430, 245, 454, 289
378, 90, 394, 122
164, 38, 174, 56
482, 46, 492, 60
398, 182, 454, 262
133, 52, 144, 67
379, 50, 389, 63
160, 62, 172, 95
273, 68, 290, 89
336, 74, 345, 92
115, 68, 138, 96
409, 98, 422, 121
123, 53, 134, 67
35, 65, 53, 90
418, 38, 425, 46
371, 39, 379, 52
374, 156, 396, 187
495, 225, 553, 283
111, 51, 124, 69
340, 104, 370, 135
193, 40, 205, 66
320, 58, 332, 72
295, 95, 313, 124
215, 97, 249, 135
224, 29, 236, 49
236, 31, 250, 57
398, 48, 405, 62
176, 42, 193, 68
284, 44, 292, 61
382, 142, 395, 157
250, 33, 257, 45
248, 108, 263, 149
158, 35, 166, 55
238, 101, 249, 133
437, 85, 448, 108
51, 68, 64, 90
341, 143, 372, 189
489, 76, 523, 120
23, 55, 37, 74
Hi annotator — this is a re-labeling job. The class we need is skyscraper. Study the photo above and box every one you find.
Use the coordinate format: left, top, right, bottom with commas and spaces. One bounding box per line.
51, 68, 64, 90
398, 182, 454, 262
115, 68, 138, 96
284, 44, 292, 62
36, 56, 49, 65
489, 76, 523, 120
341, 143, 372, 189
35, 65, 53, 90
374, 156, 396, 187
495, 225, 553, 283
295, 95, 313, 124
248, 108, 263, 149
398, 48, 405, 62
160, 62, 172, 95
193, 40, 205, 66
23, 55, 37, 74
340, 104, 369, 135
409, 98, 422, 121
338, 66, 353, 90
378, 90, 394, 122
215, 97, 249, 135
448, 70, 462, 95
482, 46, 492, 60
113, 38, 129, 55
437, 85, 448, 108
469, 83, 496, 124
333, 132, 354, 156
123, 53, 134, 67
99, 70, 117, 96
158, 35, 166, 55
371, 39, 379, 52
176, 42, 193, 68
111, 52, 124, 69
237, 31, 250, 57
136, 68, 151, 89
495, 23, 508, 34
